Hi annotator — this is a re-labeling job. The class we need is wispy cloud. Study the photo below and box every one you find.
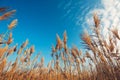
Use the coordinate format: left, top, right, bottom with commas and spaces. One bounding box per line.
58, 0, 98, 28
86, 0, 120, 52
86, 0, 120, 38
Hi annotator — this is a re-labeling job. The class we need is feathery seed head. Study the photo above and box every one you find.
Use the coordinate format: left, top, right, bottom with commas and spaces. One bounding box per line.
93, 13, 100, 28
0, 10, 16, 20
8, 19, 17, 30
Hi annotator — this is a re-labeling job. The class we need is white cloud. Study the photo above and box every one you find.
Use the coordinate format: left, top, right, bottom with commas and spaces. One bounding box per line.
86, 0, 120, 34
86, 0, 120, 53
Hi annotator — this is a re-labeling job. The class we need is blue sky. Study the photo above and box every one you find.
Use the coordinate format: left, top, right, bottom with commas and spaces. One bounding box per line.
0, 0, 100, 65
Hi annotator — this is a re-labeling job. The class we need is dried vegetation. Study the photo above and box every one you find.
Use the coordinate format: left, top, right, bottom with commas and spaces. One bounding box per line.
0, 7, 120, 80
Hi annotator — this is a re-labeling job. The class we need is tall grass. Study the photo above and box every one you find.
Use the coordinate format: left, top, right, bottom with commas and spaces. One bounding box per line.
0, 7, 120, 80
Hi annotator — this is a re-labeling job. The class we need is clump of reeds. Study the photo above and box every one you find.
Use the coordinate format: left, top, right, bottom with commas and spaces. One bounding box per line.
0, 7, 119, 80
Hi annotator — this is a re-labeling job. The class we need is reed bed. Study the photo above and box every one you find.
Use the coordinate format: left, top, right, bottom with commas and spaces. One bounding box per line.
0, 7, 120, 80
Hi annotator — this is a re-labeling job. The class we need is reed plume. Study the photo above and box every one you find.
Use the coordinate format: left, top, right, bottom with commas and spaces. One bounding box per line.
0, 7, 119, 80
8, 19, 18, 30
0, 10, 16, 20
